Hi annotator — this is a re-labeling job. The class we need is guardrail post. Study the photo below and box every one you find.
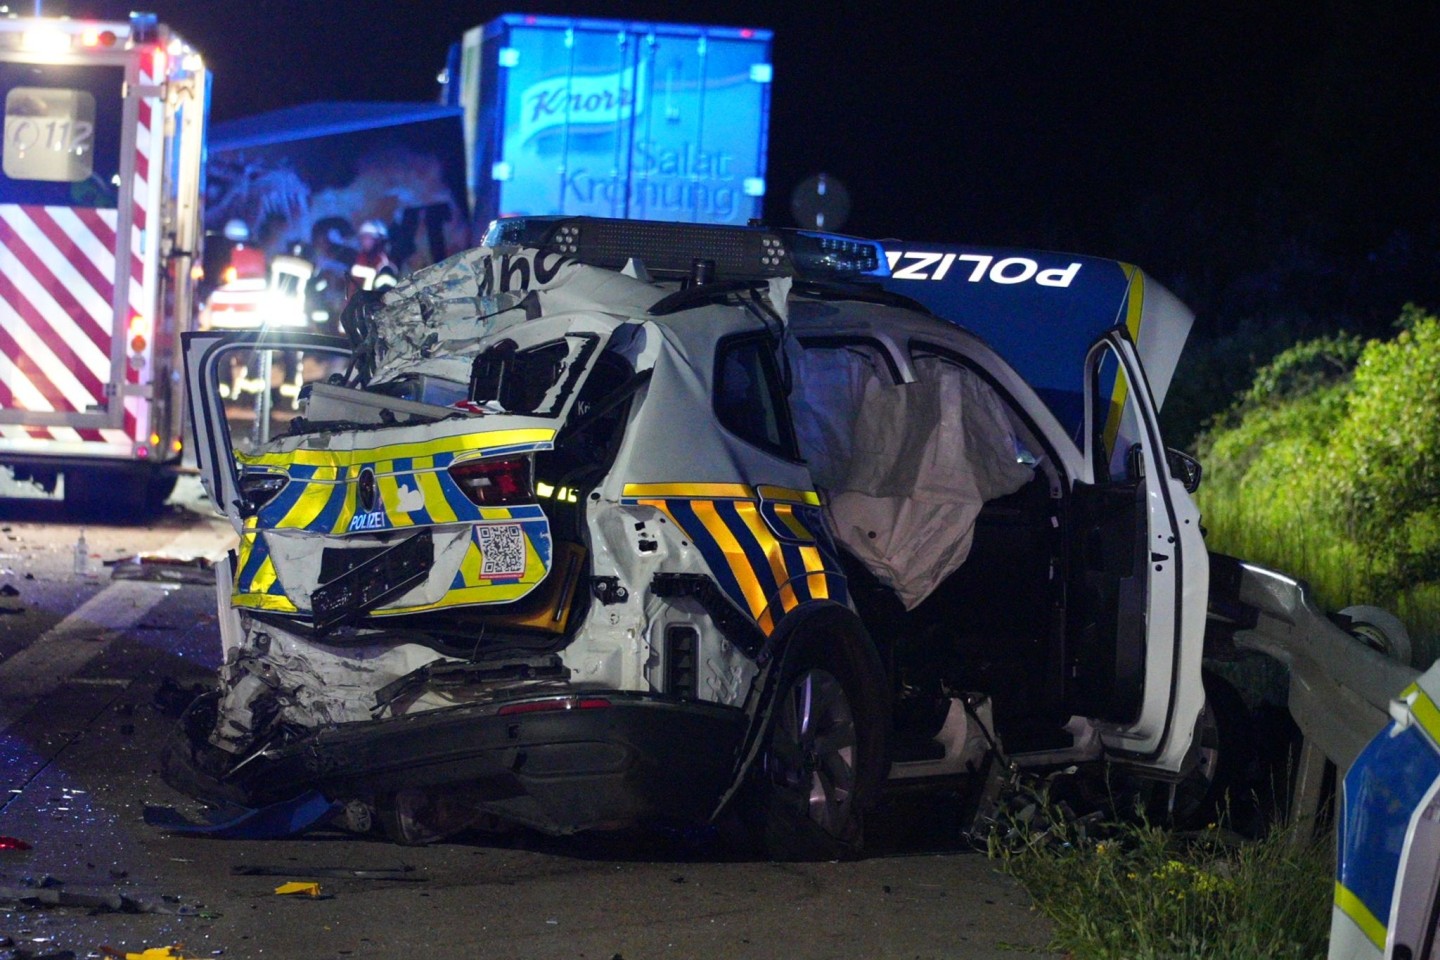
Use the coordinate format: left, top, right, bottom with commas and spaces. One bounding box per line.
1288, 736, 1328, 843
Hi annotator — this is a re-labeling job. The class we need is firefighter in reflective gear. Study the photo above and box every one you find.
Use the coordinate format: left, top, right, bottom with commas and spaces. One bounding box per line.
350, 219, 397, 292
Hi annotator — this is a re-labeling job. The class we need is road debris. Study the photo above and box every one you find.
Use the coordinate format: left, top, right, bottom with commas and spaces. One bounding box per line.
273, 882, 321, 897
144, 791, 336, 839
97, 947, 193, 960
0, 883, 196, 915
107, 556, 214, 586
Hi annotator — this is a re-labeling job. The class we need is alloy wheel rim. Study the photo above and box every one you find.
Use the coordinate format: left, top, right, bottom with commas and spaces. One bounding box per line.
768, 667, 858, 835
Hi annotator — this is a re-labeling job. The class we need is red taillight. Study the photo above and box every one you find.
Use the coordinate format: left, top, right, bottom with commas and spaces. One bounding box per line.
496, 697, 612, 717
448, 457, 533, 507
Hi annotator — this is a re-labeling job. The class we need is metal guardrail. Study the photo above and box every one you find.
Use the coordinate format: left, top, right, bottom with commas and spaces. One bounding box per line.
1212, 556, 1421, 829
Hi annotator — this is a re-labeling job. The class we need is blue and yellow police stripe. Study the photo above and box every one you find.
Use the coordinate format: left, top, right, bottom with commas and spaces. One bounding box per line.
1333, 682, 1440, 953
230, 428, 557, 614
622, 482, 847, 636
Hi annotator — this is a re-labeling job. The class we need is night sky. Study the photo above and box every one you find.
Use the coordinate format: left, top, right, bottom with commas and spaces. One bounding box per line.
50, 1, 1440, 321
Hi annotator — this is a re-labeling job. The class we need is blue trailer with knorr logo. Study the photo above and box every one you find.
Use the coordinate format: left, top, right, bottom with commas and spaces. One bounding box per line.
441, 14, 772, 229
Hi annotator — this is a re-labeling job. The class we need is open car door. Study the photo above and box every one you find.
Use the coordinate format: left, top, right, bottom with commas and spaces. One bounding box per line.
183, 331, 352, 530
1065, 330, 1207, 772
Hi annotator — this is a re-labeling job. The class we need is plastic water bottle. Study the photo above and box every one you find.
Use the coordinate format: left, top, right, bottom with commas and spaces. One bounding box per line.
73, 529, 88, 576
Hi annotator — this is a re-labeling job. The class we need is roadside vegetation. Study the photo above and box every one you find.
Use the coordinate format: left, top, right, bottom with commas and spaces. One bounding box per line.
1190, 304, 1440, 666
993, 808, 1332, 960
1000, 305, 1439, 960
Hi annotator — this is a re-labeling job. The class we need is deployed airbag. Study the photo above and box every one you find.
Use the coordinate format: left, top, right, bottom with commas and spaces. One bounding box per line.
793, 349, 1033, 609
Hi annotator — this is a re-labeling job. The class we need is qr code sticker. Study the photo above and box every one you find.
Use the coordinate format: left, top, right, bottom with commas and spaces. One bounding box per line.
477, 523, 526, 578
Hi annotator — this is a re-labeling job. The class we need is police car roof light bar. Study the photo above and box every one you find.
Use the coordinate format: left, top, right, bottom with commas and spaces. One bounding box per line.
483, 216, 890, 283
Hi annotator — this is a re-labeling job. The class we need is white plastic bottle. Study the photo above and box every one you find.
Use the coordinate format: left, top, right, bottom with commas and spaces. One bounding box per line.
73, 528, 88, 576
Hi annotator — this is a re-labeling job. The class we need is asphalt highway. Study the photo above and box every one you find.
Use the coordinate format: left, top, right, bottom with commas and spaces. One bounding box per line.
0, 477, 1054, 960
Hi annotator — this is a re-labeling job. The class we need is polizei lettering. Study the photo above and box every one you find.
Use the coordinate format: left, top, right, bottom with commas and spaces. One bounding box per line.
347, 510, 388, 532
886, 251, 1082, 288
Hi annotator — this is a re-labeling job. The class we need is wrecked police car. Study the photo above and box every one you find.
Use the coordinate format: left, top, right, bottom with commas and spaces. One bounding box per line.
174, 217, 1208, 856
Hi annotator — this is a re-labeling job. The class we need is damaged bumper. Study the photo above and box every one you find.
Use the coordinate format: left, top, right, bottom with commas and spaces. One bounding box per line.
194, 692, 747, 836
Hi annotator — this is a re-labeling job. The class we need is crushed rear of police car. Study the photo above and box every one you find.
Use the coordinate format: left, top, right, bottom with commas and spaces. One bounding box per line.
173, 217, 1210, 856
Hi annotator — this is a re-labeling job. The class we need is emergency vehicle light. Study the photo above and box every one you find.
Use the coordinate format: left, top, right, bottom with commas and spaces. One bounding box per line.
483, 216, 891, 283
79, 29, 118, 48
787, 231, 889, 279
20, 27, 69, 54
483, 216, 792, 281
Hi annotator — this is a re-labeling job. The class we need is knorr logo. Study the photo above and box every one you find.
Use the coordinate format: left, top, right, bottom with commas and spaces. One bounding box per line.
517, 63, 648, 142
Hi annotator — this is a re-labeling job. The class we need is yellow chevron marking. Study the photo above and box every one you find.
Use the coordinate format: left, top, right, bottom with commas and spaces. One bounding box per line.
692, 500, 765, 618
771, 502, 817, 542
416, 466, 457, 524
732, 500, 790, 600
757, 606, 776, 636
232, 592, 299, 613
377, 471, 414, 529
278, 472, 336, 529
798, 542, 827, 576
249, 552, 279, 595
778, 581, 800, 613
756, 484, 821, 506
806, 568, 831, 602
235, 530, 257, 585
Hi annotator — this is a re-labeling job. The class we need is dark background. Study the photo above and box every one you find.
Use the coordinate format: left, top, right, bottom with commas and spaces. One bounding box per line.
46, 1, 1440, 333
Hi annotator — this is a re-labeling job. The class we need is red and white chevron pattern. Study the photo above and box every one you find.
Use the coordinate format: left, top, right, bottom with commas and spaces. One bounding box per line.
0, 49, 160, 453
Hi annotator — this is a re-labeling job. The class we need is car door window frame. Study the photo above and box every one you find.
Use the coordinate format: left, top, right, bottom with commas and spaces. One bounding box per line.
712, 331, 801, 462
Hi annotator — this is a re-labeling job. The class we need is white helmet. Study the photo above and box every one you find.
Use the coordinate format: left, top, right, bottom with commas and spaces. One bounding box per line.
223, 218, 250, 242
358, 219, 388, 240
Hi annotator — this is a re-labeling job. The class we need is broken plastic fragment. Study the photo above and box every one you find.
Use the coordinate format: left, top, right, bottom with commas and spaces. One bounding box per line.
144, 790, 335, 839
124, 947, 190, 960
273, 881, 321, 897
0, 836, 31, 850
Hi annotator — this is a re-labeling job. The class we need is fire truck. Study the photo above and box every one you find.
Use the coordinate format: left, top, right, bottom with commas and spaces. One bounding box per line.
0, 13, 206, 513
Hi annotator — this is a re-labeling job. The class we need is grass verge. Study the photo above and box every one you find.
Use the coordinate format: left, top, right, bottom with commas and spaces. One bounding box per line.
992, 811, 1333, 960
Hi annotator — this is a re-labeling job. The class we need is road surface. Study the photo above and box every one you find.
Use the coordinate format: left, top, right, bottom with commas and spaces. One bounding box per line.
0, 479, 1055, 960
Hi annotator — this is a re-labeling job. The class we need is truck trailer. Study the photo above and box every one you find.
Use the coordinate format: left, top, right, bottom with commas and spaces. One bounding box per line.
442, 14, 772, 230
0, 12, 207, 513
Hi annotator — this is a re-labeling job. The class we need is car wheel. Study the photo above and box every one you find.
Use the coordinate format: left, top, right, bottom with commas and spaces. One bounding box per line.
1339, 604, 1412, 667
376, 786, 487, 845
745, 632, 883, 861
158, 690, 249, 806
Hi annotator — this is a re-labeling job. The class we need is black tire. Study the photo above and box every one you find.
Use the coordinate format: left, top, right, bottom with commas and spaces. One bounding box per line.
742, 610, 888, 861
1339, 604, 1412, 667
158, 691, 249, 806
66, 466, 175, 520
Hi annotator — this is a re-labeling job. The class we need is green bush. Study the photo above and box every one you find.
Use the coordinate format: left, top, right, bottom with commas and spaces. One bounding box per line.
1195, 305, 1440, 664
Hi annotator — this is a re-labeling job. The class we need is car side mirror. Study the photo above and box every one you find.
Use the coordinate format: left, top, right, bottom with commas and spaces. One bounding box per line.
1166, 448, 1202, 493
